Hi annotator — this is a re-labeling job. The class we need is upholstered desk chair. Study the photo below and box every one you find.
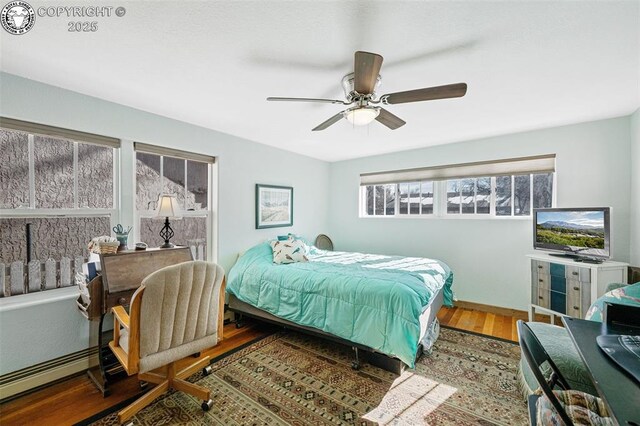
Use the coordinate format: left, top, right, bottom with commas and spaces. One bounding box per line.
108, 260, 226, 425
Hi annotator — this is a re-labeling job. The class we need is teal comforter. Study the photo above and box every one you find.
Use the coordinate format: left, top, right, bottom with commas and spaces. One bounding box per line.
227, 243, 454, 367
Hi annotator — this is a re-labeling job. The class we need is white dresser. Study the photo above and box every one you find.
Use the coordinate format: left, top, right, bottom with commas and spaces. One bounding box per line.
527, 253, 628, 323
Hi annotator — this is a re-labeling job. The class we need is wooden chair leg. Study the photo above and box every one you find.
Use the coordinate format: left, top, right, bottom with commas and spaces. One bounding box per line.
172, 378, 210, 401
177, 356, 210, 380
118, 380, 169, 424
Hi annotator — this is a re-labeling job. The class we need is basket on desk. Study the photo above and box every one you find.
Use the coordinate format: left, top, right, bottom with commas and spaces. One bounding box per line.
98, 241, 119, 254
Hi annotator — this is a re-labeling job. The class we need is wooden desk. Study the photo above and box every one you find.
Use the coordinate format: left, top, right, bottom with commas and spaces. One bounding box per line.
562, 317, 640, 425
79, 247, 192, 396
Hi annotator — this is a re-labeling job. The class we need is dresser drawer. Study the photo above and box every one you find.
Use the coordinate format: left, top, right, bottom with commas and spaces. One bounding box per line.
533, 260, 549, 275
565, 265, 590, 283
536, 287, 550, 309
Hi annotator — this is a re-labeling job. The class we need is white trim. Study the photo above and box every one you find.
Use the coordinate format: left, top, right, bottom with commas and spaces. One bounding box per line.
0, 350, 99, 401
0, 286, 78, 313
28, 134, 35, 209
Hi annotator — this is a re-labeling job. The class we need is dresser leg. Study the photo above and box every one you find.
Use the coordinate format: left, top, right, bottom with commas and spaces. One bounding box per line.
528, 305, 534, 322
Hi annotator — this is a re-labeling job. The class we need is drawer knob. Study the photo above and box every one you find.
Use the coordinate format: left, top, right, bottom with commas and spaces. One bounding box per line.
539, 279, 543, 282
573, 286, 579, 291
118, 297, 127, 305
573, 306, 579, 310
572, 272, 579, 276
539, 296, 544, 300
538, 265, 543, 269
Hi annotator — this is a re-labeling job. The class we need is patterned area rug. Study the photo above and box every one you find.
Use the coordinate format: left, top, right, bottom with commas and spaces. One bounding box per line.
84, 327, 527, 425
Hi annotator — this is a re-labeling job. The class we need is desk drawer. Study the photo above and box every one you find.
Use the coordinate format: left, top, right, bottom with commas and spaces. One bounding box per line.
105, 290, 136, 310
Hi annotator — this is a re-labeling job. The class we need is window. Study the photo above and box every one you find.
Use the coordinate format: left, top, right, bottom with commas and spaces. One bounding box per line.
362, 181, 435, 217
445, 173, 553, 216
360, 155, 555, 218
0, 120, 118, 279
134, 144, 214, 259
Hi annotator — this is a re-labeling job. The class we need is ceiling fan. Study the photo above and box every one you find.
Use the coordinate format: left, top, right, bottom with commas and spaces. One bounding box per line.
267, 51, 467, 131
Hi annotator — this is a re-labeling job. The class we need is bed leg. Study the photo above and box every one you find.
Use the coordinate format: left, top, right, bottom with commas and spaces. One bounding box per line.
234, 313, 246, 329
351, 347, 361, 370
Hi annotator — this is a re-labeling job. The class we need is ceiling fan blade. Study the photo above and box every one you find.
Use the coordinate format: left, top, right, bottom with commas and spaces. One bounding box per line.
375, 108, 406, 130
312, 111, 345, 131
267, 97, 348, 105
381, 83, 467, 105
354, 51, 383, 94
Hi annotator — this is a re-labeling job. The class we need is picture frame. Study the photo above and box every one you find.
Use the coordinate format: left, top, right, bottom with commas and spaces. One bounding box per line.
255, 184, 293, 229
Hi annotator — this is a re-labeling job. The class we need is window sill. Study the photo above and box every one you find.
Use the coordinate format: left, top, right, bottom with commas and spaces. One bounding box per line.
0, 287, 78, 313
358, 214, 532, 220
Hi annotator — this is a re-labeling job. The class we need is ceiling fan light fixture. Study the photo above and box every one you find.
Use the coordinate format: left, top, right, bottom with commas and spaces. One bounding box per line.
344, 107, 380, 126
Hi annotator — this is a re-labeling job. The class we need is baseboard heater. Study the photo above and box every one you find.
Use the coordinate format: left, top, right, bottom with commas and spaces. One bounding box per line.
0, 346, 100, 402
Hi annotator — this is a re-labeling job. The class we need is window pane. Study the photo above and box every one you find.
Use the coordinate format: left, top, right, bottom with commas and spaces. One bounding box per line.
399, 183, 408, 214
533, 173, 553, 209
385, 185, 395, 215
461, 178, 475, 214
476, 177, 491, 214
34, 136, 74, 208
514, 175, 531, 216
447, 180, 460, 214
163, 156, 186, 209
409, 182, 420, 214
77, 143, 113, 208
186, 160, 208, 210
420, 181, 433, 214
366, 185, 373, 216
140, 216, 207, 257
374, 185, 385, 215
0, 129, 29, 208
496, 175, 512, 216
0, 216, 110, 263
136, 152, 161, 211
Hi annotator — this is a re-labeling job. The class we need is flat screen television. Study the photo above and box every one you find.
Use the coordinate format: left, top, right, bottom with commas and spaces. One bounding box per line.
533, 207, 610, 261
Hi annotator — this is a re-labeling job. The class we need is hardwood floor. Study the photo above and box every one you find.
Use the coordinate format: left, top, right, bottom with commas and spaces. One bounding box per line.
0, 306, 524, 425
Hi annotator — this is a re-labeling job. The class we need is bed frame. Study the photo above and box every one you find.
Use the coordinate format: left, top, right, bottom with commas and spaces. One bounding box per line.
227, 286, 444, 375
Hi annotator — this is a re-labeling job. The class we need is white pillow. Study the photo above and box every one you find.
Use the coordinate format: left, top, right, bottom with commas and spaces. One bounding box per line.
270, 238, 309, 264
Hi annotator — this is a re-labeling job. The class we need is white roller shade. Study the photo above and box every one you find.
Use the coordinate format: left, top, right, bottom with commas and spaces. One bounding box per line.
360, 154, 556, 185
135, 142, 215, 164
0, 117, 120, 148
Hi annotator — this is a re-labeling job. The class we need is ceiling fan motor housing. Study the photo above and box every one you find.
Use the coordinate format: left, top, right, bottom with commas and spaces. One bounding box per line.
342, 72, 381, 102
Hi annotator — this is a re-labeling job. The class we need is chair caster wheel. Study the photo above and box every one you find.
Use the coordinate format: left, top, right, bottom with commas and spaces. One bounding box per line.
351, 361, 360, 370
139, 381, 148, 390
202, 399, 213, 411
202, 365, 213, 376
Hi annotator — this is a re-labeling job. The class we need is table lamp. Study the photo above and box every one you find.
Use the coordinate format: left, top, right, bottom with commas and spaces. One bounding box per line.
155, 194, 181, 248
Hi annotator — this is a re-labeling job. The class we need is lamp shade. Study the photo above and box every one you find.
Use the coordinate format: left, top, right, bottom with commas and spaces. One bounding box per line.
345, 107, 380, 126
155, 195, 181, 218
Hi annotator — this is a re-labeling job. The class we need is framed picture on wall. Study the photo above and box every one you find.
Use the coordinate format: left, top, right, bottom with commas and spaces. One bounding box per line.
255, 184, 293, 229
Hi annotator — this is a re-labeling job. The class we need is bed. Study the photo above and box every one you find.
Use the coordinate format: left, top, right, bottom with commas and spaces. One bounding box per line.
226, 242, 454, 373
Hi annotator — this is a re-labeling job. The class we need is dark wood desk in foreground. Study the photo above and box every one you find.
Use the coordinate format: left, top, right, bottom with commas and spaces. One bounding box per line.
562, 317, 640, 426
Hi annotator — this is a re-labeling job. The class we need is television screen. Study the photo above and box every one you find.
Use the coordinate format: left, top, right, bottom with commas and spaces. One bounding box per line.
533, 207, 610, 258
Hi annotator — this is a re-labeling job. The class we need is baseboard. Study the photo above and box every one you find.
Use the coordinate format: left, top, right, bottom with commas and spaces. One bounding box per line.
454, 300, 552, 322
0, 347, 99, 402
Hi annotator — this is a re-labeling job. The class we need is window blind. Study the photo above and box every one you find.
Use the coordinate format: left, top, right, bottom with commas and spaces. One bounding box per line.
134, 142, 215, 164
360, 154, 556, 185
0, 117, 120, 148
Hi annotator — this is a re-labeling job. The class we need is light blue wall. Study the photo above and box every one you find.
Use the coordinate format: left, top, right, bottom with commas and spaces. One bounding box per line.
328, 117, 632, 311
0, 72, 330, 374
631, 108, 640, 267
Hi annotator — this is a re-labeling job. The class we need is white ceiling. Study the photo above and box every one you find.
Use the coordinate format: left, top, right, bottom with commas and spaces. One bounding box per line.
1, 1, 639, 161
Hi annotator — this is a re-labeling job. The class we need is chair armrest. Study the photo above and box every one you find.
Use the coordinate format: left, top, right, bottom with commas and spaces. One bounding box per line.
112, 305, 130, 330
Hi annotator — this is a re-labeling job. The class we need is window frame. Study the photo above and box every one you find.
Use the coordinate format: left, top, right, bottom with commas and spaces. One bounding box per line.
133, 149, 215, 261
359, 172, 556, 219
0, 129, 120, 227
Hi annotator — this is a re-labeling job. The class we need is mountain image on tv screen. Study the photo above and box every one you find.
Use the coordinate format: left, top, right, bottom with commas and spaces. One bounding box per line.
536, 211, 605, 249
